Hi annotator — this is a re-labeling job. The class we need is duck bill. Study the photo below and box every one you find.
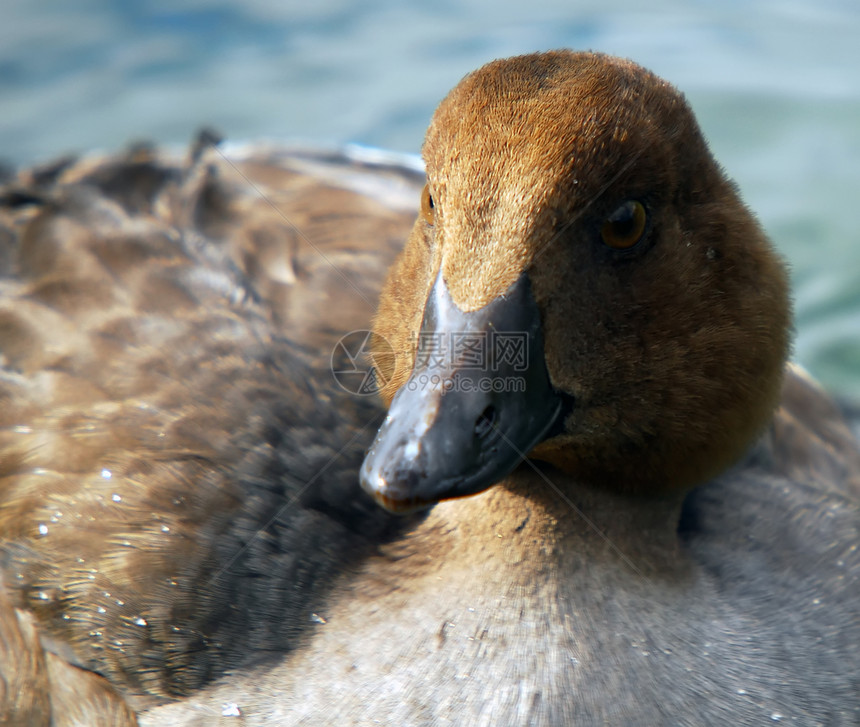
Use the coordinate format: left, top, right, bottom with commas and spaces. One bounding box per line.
360, 270, 562, 514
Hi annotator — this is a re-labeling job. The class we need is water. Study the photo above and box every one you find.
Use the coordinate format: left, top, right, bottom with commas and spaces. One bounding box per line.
2, 0, 859, 396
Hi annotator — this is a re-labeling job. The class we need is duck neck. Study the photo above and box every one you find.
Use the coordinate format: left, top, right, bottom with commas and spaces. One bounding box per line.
407, 462, 690, 581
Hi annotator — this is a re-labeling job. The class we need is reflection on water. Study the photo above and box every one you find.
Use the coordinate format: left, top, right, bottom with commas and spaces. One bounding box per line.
2, 0, 859, 395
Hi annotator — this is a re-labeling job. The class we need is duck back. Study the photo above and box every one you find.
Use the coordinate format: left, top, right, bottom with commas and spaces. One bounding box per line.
0, 137, 424, 721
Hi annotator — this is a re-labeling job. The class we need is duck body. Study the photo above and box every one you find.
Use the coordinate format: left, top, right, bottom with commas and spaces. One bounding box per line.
2, 52, 860, 726
0, 142, 424, 723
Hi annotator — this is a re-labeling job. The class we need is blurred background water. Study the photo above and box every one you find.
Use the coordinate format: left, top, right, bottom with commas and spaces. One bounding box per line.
2, 0, 859, 397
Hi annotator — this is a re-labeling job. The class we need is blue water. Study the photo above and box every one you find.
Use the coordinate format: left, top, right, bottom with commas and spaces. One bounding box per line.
2, 0, 859, 396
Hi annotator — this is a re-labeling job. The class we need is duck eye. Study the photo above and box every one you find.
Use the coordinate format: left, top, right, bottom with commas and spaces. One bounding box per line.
600, 200, 647, 249
420, 184, 435, 225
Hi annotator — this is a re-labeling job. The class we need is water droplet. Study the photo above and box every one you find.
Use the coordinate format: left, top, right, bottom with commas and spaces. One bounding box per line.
101, 469, 112, 480
62, 613, 70, 621
115, 599, 125, 606
133, 616, 147, 627
36, 591, 50, 601
111, 493, 122, 502
97, 606, 107, 614
221, 703, 242, 718
13, 425, 32, 434
310, 613, 327, 624
161, 525, 170, 533
737, 689, 746, 695
771, 714, 783, 722
38, 523, 48, 536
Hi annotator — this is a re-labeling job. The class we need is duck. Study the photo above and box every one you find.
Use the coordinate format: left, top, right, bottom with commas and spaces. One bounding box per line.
2, 50, 859, 726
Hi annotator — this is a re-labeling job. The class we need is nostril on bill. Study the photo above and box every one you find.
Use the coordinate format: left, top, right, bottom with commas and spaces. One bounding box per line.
474, 405, 497, 439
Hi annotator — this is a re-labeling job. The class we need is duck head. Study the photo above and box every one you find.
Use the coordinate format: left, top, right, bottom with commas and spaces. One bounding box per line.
361, 51, 791, 513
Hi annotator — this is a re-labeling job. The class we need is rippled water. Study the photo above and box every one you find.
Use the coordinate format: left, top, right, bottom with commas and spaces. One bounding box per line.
3, 0, 859, 395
